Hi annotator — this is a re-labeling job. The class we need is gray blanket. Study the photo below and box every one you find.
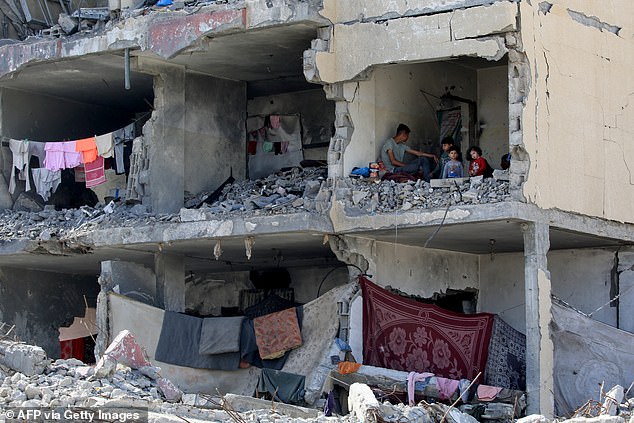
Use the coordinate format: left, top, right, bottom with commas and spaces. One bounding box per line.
199, 316, 245, 355
155, 311, 240, 370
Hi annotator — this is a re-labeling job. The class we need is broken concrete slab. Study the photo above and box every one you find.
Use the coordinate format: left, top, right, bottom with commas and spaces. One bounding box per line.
0, 341, 48, 376
222, 393, 320, 419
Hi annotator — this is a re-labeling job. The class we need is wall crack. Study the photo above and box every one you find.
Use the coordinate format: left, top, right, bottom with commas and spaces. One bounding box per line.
566, 9, 621, 36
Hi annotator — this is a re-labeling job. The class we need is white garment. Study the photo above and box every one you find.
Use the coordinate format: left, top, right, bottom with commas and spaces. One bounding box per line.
9, 139, 30, 194
31, 168, 61, 201
95, 132, 114, 158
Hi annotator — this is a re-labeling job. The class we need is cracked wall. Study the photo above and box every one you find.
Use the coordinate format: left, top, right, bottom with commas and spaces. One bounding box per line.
518, 1, 634, 223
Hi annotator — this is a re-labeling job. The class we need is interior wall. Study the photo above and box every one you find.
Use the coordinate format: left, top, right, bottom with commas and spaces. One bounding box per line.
0, 87, 135, 141
185, 271, 253, 316
344, 62, 478, 173
288, 265, 349, 304
0, 267, 99, 358
184, 73, 246, 194
477, 65, 509, 168
479, 248, 620, 333
247, 89, 334, 161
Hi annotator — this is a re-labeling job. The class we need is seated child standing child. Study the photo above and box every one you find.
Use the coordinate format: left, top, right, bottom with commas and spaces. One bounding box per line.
441, 147, 464, 178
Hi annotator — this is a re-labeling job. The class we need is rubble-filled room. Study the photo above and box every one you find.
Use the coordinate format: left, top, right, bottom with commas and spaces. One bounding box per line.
337, 58, 514, 215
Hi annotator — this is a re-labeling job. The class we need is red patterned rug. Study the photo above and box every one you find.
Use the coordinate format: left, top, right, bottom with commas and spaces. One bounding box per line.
361, 277, 494, 380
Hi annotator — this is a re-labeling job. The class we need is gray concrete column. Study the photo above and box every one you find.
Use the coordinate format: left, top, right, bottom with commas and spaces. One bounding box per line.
136, 58, 185, 214
522, 222, 554, 417
154, 252, 185, 312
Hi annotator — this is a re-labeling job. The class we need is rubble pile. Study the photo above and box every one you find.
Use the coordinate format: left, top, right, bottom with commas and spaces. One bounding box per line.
187, 167, 328, 216
0, 203, 178, 242
344, 176, 510, 213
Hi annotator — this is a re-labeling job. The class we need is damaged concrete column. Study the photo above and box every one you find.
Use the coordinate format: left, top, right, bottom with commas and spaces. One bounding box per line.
522, 222, 554, 417
136, 58, 186, 214
155, 252, 185, 312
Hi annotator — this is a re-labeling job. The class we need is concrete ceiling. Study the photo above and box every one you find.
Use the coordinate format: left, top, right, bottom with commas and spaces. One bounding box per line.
347, 220, 628, 255
168, 23, 319, 96
0, 219, 627, 276
0, 53, 154, 112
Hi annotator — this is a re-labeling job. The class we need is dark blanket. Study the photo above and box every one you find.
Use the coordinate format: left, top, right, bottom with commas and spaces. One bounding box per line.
240, 306, 303, 369
155, 311, 240, 370
257, 368, 306, 404
484, 316, 526, 391
360, 277, 494, 380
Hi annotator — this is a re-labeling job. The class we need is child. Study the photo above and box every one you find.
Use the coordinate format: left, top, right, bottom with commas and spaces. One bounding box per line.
467, 146, 493, 177
441, 147, 464, 178
432, 136, 455, 178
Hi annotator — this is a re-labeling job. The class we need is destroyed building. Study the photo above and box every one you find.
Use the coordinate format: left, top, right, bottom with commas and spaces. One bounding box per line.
0, 0, 632, 420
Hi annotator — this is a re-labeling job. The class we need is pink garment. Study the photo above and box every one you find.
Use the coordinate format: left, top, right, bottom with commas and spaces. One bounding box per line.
44, 143, 65, 171
476, 385, 502, 401
407, 372, 434, 406
62, 141, 82, 168
269, 115, 281, 129
280, 141, 289, 154
436, 377, 460, 400
85, 156, 106, 188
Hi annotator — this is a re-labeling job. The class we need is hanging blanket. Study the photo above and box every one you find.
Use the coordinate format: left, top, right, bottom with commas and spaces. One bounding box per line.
360, 277, 494, 380
253, 307, 302, 360
484, 316, 526, 391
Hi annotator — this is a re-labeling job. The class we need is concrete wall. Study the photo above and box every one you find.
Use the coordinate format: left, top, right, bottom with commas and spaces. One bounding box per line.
0, 267, 99, 358
288, 265, 349, 304
185, 271, 253, 316
518, 1, 634, 223
109, 293, 260, 394
479, 248, 624, 333
477, 66, 509, 168
247, 89, 334, 161
0, 88, 133, 141
185, 73, 246, 194
344, 62, 477, 174
342, 236, 479, 298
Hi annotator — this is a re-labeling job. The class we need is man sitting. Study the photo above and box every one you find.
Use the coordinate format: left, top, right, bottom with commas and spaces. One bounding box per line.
380, 124, 438, 181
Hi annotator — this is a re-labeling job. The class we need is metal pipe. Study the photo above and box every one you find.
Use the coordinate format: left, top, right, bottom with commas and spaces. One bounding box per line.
124, 48, 130, 90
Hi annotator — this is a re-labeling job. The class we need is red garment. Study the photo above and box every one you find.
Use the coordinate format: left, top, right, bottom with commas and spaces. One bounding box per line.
360, 277, 494, 380
469, 157, 487, 176
85, 156, 106, 188
60, 338, 85, 361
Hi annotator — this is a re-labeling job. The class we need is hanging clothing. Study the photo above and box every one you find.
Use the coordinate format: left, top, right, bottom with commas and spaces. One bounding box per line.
407, 372, 435, 405
28, 141, 46, 168
269, 115, 281, 129
199, 316, 245, 355
45, 141, 82, 171
257, 368, 305, 405
31, 168, 61, 201
95, 133, 114, 158
84, 156, 106, 188
75, 137, 98, 164
8, 139, 30, 194
253, 307, 302, 360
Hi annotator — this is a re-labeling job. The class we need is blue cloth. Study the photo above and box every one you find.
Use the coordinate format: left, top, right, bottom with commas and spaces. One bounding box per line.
324, 390, 335, 416
394, 157, 432, 181
335, 338, 352, 352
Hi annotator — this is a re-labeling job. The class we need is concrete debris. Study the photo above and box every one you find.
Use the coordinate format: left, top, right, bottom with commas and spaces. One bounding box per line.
0, 341, 49, 376
186, 167, 328, 216
0, 202, 178, 242
344, 176, 510, 213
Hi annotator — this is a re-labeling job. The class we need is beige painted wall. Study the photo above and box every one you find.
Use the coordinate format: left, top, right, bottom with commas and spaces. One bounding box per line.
478, 66, 509, 168
519, 1, 634, 223
344, 62, 478, 174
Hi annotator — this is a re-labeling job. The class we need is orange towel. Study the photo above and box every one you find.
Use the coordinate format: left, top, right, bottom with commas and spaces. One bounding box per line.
75, 137, 98, 164
338, 361, 362, 374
